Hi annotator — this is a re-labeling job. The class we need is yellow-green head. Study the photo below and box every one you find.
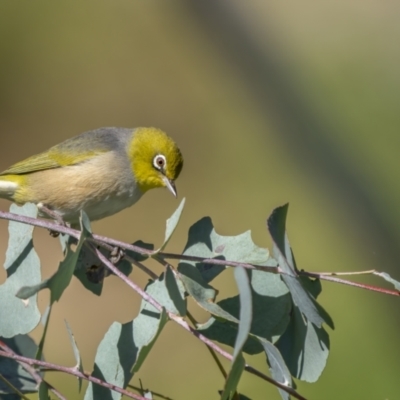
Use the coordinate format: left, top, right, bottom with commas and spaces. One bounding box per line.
129, 127, 184, 196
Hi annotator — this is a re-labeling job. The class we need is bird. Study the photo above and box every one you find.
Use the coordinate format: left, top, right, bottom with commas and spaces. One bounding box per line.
0, 127, 183, 224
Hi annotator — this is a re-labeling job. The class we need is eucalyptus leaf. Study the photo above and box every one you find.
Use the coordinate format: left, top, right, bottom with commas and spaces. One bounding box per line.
16, 212, 89, 304
84, 271, 179, 399
65, 320, 83, 391
179, 218, 281, 324
164, 265, 186, 316
276, 304, 330, 383
0, 335, 42, 395
182, 217, 276, 283
156, 198, 185, 252
219, 353, 245, 400
38, 382, 50, 400
258, 338, 292, 400
36, 305, 52, 362
220, 267, 252, 400
178, 262, 239, 323
197, 269, 291, 352
267, 204, 325, 328
232, 267, 252, 358
0, 203, 41, 337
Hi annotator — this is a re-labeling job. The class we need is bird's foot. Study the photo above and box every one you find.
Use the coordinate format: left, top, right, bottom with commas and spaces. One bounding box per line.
37, 203, 68, 237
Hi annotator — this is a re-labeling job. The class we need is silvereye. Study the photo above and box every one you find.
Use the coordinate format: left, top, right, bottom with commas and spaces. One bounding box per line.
0, 127, 183, 223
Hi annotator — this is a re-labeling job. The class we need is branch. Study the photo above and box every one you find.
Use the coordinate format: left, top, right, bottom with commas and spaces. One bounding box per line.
0, 345, 147, 400
0, 210, 281, 273
302, 271, 400, 296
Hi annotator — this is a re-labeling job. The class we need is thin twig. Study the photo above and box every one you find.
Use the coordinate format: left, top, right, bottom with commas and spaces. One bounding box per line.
310, 269, 376, 276
0, 348, 147, 400
301, 271, 400, 296
0, 210, 282, 273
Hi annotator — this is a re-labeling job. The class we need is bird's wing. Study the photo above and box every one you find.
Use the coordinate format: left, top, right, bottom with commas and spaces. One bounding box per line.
0, 127, 127, 176
0, 152, 62, 175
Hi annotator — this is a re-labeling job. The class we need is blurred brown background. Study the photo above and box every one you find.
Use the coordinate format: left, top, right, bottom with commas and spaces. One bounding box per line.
0, 1, 399, 399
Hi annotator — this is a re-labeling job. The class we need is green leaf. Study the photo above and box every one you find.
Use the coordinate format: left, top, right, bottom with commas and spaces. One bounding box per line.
197, 269, 291, 353
84, 272, 178, 399
35, 305, 52, 361
16, 211, 90, 303
375, 271, 400, 291
65, 320, 84, 391
182, 217, 276, 283
220, 267, 252, 400
38, 382, 50, 400
232, 267, 252, 358
258, 338, 292, 400
220, 353, 245, 400
300, 276, 334, 330
0, 204, 41, 337
276, 304, 330, 383
84, 321, 139, 400
0, 334, 42, 395
156, 198, 185, 252
179, 218, 281, 325
267, 204, 325, 328
178, 263, 239, 323
164, 265, 186, 316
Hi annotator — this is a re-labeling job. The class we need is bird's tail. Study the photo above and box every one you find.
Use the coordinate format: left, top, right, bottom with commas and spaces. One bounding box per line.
0, 176, 19, 201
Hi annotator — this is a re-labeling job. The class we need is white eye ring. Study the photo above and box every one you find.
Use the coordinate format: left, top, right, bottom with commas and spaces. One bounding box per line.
153, 154, 167, 171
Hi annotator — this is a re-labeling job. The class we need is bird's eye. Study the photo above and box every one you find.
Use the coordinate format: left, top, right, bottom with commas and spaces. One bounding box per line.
153, 154, 166, 171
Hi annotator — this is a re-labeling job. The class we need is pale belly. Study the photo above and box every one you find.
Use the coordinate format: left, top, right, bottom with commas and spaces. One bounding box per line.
41, 189, 143, 223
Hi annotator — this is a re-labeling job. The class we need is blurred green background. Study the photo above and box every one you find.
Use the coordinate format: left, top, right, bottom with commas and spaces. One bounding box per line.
0, 1, 399, 399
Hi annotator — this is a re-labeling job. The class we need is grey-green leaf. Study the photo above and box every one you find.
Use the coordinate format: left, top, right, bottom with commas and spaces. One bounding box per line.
233, 267, 252, 359
65, 320, 83, 391
220, 353, 245, 400
197, 269, 291, 353
157, 198, 185, 252
0, 204, 41, 337
276, 304, 330, 382
178, 262, 239, 323
164, 265, 186, 316
219, 267, 252, 400
38, 382, 50, 400
182, 217, 276, 283
0, 334, 42, 395
258, 338, 292, 400
16, 212, 89, 303
267, 204, 325, 328
84, 273, 174, 399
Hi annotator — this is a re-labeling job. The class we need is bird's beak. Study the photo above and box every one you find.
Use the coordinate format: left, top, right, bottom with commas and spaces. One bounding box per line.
163, 177, 177, 197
